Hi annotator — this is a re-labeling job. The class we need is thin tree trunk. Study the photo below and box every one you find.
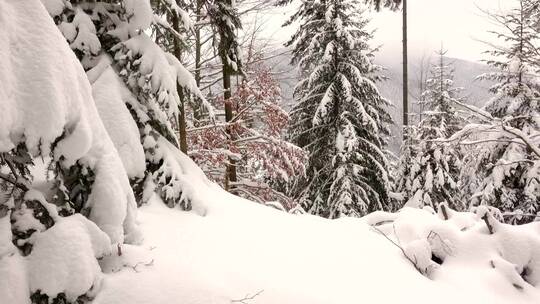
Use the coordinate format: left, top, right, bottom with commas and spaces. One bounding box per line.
402, 0, 409, 130
172, 10, 188, 153
219, 0, 238, 192
223, 64, 237, 192
193, 0, 203, 125
195, 0, 202, 87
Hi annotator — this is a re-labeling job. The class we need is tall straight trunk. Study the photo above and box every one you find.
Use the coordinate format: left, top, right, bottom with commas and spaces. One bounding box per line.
402, 0, 409, 129
192, 0, 203, 125
171, 11, 188, 153
223, 64, 237, 192
219, 0, 237, 193
195, 0, 202, 87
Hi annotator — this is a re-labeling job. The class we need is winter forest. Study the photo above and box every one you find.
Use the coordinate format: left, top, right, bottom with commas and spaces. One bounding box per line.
2, 0, 540, 303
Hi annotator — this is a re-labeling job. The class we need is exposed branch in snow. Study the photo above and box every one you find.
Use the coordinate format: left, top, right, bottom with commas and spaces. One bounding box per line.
439, 203, 449, 220
371, 226, 424, 275
372, 219, 395, 227
481, 213, 495, 235
129, 259, 155, 273
427, 231, 453, 258
231, 289, 264, 304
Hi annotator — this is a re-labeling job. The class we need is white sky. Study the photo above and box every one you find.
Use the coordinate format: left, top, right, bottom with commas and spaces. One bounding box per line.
257, 0, 518, 63
370, 0, 515, 63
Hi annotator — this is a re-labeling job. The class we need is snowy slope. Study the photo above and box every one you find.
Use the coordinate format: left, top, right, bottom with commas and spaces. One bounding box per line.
93, 183, 540, 304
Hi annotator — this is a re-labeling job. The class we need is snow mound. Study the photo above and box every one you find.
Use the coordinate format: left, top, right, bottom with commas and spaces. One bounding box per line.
91, 189, 540, 304
28, 214, 112, 302
364, 206, 540, 297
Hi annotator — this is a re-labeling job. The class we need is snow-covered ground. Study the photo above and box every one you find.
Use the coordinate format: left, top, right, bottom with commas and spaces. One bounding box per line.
91, 185, 540, 304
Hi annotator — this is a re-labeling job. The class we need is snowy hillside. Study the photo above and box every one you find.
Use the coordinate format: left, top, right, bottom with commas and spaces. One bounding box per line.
96, 186, 540, 304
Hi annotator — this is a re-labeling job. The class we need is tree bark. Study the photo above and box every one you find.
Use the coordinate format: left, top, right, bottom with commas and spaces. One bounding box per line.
195, 0, 202, 87
171, 10, 189, 153
402, 0, 409, 130
219, 0, 238, 193
223, 63, 237, 192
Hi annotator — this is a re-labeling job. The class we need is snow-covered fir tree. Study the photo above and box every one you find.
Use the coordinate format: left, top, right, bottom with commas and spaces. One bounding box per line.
43, 0, 211, 210
458, 0, 540, 223
395, 48, 465, 211
1, 2, 141, 303
285, 0, 393, 218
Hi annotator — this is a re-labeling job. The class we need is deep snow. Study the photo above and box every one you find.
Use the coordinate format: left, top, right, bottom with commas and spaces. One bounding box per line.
91, 188, 540, 304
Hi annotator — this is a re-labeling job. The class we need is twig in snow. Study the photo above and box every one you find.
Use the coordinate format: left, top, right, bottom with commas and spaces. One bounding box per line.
130, 259, 155, 273
439, 203, 449, 220
427, 231, 453, 257
231, 289, 264, 304
372, 219, 395, 226
502, 212, 540, 219
371, 226, 423, 275
481, 213, 494, 234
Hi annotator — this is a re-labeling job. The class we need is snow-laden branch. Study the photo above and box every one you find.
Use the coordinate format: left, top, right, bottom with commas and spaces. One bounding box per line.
446, 99, 540, 159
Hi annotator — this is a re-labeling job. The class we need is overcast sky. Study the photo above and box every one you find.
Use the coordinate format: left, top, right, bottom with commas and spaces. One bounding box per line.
260, 0, 518, 63
369, 0, 515, 63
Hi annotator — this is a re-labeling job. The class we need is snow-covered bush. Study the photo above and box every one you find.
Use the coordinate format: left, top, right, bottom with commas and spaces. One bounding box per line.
364, 205, 540, 289
43, 0, 211, 211
0, 1, 141, 303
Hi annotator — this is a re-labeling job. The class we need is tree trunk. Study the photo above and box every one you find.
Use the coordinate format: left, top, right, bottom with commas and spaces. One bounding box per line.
171, 10, 188, 154
402, 0, 409, 130
223, 64, 237, 192
195, 0, 202, 87
192, 0, 204, 125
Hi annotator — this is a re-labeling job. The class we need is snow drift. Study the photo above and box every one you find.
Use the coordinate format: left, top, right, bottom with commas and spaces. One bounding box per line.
89, 189, 540, 304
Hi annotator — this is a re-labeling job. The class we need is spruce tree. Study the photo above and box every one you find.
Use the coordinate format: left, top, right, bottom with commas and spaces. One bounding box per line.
286, 0, 393, 218
462, 0, 540, 223
395, 49, 465, 211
